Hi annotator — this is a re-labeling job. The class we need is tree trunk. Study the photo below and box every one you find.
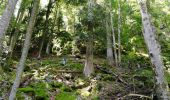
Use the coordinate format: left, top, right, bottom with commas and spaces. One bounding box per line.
138, 1, 169, 99
9, 10, 25, 58
38, 33, 45, 58
38, 0, 53, 58
0, 0, 18, 56
46, 2, 59, 55
46, 34, 52, 55
84, 0, 94, 77
106, 15, 114, 66
117, 0, 121, 65
9, 0, 40, 99
84, 35, 94, 77
109, 0, 118, 66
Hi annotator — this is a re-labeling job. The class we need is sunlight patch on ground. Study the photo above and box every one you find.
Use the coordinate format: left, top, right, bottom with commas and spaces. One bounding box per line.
78, 78, 98, 98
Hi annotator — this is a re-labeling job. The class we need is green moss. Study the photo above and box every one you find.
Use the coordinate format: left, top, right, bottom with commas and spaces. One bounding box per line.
102, 74, 114, 81
51, 82, 63, 88
136, 68, 153, 78
64, 62, 83, 71
18, 82, 49, 100
33, 82, 48, 99
134, 68, 154, 87
18, 87, 34, 93
61, 86, 72, 92
16, 92, 25, 100
55, 92, 76, 100
92, 96, 99, 100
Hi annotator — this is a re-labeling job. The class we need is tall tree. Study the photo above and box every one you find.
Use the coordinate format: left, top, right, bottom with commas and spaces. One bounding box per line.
38, 0, 54, 58
138, 0, 169, 99
8, 0, 30, 58
0, 0, 18, 57
105, 8, 114, 66
46, 1, 60, 55
9, 0, 40, 99
118, 0, 121, 64
110, 0, 118, 66
83, 0, 94, 77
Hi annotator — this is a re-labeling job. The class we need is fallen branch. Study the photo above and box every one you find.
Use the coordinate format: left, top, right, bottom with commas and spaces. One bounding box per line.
122, 93, 152, 99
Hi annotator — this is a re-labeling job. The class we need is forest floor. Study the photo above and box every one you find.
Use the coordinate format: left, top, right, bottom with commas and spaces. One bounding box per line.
0, 55, 165, 100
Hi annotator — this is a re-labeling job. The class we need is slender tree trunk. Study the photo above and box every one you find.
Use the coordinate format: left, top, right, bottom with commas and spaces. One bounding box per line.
46, 34, 52, 55
84, 35, 93, 76
118, 0, 121, 65
38, 33, 45, 58
9, 0, 40, 99
46, 3, 59, 55
84, 0, 94, 77
0, 0, 18, 56
106, 15, 114, 66
38, 0, 53, 58
138, 1, 169, 99
72, 16, 77, 55
9, 11, 24, 58
109, 0, 118, 66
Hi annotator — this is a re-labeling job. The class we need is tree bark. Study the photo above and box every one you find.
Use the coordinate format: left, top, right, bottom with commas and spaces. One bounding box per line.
38, 0, 53, 58
46, 37, 51, 55
118, 0, 121, 65
9, 10, 25, 58
106, 14, 114, 66
0, 0, 18, 57
84, 0, 94, 77
9, 0, 40, 99
46, 2, 59, 55
138, 1, 169, 99
109, 0, 118, 66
